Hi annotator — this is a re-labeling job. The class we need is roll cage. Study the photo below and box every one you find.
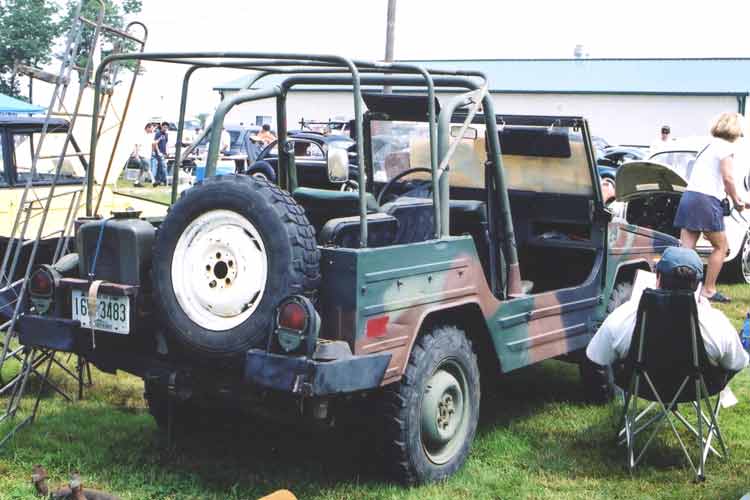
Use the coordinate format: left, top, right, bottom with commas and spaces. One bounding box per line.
85, 53, 521, 296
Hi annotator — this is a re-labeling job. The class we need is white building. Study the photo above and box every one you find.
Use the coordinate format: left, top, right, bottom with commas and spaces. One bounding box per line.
214, 58, 750, 145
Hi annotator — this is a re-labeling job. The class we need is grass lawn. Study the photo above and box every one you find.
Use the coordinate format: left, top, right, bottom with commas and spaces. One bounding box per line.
114, 177, 180, 205
0, 285, 749, 499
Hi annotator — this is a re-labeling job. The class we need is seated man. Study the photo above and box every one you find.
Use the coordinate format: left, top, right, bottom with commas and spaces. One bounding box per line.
587, 247, 749, 374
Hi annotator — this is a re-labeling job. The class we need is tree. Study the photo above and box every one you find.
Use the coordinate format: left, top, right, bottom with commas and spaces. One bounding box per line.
0, 0, 142, 97
0, 0, 61, 96
62, 0, 143, 84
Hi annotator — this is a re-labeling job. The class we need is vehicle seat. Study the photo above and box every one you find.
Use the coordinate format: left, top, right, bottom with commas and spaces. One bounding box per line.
380, 197, 435, 244
318, 213, 399, 248
449, 200, 491, 282
292, 187, 379, 233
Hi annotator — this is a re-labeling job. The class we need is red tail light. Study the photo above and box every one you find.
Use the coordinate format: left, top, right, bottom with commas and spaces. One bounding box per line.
30, 268, 54, 296
278, 300, 307, 331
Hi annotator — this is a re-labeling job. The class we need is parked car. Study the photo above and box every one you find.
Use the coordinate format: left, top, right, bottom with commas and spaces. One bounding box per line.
598, 145, 648, 168
613, 138, 750, 282
595, 145, 648, 185
0, 116, 166, 280
247, 131, 358, 189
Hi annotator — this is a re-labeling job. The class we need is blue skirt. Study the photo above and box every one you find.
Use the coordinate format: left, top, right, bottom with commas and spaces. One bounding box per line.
674, 191, 725, 233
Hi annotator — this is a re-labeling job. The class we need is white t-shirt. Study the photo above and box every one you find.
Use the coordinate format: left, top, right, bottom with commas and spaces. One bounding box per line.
685, 138, 736, 201
220, 130, 231, 153
649, 138, 672, 155
586, 291, 749, 372
136, 132, 154, 157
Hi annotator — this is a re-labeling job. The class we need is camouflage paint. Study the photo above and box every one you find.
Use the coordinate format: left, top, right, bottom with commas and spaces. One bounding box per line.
318, 216, 677, 385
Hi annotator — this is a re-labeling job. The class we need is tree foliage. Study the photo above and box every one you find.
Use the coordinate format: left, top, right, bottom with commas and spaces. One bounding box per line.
0, 0, 142, 97
0, 0, 61, 96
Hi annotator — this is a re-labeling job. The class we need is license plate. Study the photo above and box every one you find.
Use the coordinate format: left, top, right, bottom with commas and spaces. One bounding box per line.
71, 289, 130, 334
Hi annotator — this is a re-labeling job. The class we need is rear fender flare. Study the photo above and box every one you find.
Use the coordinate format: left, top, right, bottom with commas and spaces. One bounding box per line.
390, 299, 495, 384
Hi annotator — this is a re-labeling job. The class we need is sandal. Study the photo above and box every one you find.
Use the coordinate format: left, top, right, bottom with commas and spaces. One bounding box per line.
705, 291, 731, 303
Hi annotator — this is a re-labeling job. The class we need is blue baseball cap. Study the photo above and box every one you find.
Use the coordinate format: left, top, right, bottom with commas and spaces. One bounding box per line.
656, 247, 704, 280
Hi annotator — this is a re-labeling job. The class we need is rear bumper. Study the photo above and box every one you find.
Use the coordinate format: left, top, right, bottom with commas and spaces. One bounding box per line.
18, 314, 392, 397
244, 349, 391, 396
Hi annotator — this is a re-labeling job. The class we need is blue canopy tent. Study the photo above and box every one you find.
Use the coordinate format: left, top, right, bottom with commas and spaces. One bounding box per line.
0, 92, 44, 115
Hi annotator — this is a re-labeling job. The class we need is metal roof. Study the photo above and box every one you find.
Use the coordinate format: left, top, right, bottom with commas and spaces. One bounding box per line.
0, 93, 45, 113
0, 116, 68, 128
214, 58, 750, 96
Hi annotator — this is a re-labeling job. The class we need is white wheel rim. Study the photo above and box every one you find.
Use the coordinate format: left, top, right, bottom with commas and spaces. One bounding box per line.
171, 209, 268, 331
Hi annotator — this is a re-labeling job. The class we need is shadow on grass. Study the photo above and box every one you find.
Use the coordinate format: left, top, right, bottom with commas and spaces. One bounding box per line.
4, 359, 740, 498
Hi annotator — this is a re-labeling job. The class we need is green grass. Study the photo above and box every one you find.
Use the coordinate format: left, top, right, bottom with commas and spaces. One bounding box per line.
114, 177, 175, 205
1, 285, 749, 499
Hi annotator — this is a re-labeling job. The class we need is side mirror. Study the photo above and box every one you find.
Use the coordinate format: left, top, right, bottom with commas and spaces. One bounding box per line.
327, 147, 349, 183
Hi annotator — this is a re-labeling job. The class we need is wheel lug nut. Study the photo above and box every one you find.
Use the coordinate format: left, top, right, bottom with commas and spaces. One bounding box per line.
209, 280, 217, 288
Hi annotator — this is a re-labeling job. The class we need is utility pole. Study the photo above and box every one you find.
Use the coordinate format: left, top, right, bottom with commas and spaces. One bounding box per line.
383, 0, 397, 93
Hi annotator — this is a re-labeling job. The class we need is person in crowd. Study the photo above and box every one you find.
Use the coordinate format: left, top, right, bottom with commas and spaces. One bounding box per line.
149, 122, 160, 180
601, 177, 616, 204
220, 127, 232, 155
673, 112, 748, 303
650, 124, 672, 153
586, 247, 749, 374
152, 122, 169, 186
256, 123, 276, 145
132, 123, 155, 187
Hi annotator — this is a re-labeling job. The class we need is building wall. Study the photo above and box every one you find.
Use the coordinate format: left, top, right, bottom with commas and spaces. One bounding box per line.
222, 90, 740, 145
490, 93, 739, 145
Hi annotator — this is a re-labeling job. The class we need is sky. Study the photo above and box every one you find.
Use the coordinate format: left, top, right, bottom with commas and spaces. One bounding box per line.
113, 0, 750, 117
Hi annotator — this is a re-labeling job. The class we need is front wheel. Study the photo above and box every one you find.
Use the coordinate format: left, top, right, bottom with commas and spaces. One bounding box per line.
381, 325, 480, 484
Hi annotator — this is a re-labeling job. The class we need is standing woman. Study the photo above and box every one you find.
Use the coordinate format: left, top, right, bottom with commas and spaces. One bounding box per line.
674, 112, 747, 303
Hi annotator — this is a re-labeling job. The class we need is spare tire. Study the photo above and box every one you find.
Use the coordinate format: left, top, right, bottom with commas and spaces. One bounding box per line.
152, 174, 320, 361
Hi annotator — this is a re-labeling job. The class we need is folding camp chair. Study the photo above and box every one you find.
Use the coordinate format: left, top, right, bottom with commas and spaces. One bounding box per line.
615, 288, 730, 481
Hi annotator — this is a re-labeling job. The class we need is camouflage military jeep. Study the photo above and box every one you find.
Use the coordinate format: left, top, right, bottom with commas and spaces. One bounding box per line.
18, 60, 679, 485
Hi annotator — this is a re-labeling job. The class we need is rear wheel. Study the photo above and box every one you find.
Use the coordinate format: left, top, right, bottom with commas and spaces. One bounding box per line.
381, 325, 480, 484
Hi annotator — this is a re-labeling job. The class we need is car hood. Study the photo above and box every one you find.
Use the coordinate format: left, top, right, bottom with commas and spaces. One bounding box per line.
615, 161, 687, 202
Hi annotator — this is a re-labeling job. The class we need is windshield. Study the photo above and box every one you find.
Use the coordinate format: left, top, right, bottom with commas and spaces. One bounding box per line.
184, 119, 201, 130
649, 150, 697, 179
370, 119, 593, 195
13, 131, 85, 184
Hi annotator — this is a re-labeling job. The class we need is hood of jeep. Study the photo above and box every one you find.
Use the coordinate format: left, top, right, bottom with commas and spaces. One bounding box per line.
615, 161, 687, 202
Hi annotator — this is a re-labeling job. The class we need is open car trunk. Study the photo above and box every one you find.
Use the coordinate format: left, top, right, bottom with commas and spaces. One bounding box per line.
615, 160, 687, 239
615, 161, 747, 262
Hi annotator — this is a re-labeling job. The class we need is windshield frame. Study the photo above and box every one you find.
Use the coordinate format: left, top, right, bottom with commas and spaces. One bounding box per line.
1, 125, 87, 188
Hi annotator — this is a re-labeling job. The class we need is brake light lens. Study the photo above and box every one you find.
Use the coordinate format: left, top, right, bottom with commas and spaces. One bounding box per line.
30, 268, 54, 296
278, 300, 307, 331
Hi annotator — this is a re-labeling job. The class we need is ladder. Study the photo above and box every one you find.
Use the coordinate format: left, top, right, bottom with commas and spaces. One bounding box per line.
0, 0, 147, 446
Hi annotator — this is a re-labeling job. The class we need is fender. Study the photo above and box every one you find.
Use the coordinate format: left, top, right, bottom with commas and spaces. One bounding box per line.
246, 160, 277, 182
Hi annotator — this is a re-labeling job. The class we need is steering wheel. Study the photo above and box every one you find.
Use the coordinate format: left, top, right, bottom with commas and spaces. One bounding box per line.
339, 179, 359, 192
376, 167, 433, 205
